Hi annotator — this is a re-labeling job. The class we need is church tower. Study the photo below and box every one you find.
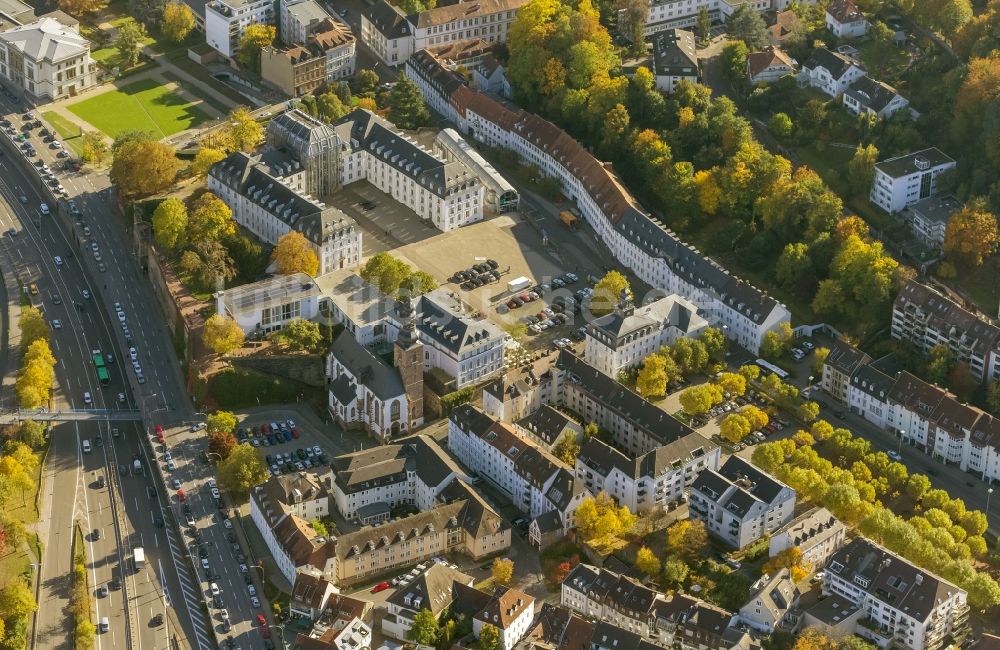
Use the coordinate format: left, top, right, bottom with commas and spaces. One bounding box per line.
394, 298, 424, 428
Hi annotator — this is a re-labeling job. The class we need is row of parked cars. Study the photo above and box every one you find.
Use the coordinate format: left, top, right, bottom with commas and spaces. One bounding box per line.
497, 273, 581, 316
236, 420, 300, 447
452, 259, 501, 290
790, 339, 816, 361
264, 446, 328, 477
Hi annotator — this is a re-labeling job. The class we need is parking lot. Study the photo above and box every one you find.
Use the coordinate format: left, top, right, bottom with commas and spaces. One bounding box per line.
233, 415, 334, 478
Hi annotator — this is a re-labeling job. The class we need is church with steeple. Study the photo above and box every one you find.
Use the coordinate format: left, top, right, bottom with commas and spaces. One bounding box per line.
326, 298, 425, 442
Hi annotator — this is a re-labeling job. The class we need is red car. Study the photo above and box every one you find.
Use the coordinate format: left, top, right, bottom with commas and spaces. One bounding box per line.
371, 581, 390, 593
259, 424, 268, 436
177, 489, 186, 502
257, 614, 267, 627
291, 428, 300, 439
155, 425, 164, 433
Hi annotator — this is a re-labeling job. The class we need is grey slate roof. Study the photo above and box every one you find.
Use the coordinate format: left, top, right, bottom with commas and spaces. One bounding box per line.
845, 76, 904, 113
0, 15, 89, 61
517, 404, 575, 446
331, 109, 479, 199
802, 47, 861, 80
825, 338, 871, 377
362, 0, 409, 38
652, 29, 697, 77
329, 330, 403, 400
410, 290, 503, 353
556, 350, 697, 446
532, 510, 564, 534
332, 434, 461, 494
578, 435, 714, 481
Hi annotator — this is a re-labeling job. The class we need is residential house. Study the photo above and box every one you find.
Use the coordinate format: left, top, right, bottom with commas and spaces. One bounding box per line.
0, 13, 97, 100
870, 147, 956, 214
584, 292, 707, 378
482, 357, 555, 423
767, 10, 801, 46
768, 507, 846, 569
903, 195, 963, 249
738, 569, 800, 633
799, 47, 865, 97
689, 456, 796, 549
821, 339, 872, 405
208, 151, 362, 275
561, 564, 663, 639
651, 29, 698, 92
825, 0, 868, 38
515, 404, 582, 451
575, 434, 720, 515
821, 537, 970, 650
382, 563, 474, 641
747, 46, 796, 85
653, 594, 747, 650
214, 272, 321, 336
261, 19, 356, 97
843, 76, 910, 119
279, 0, 331, 45
452, 584, 537, 650
403, 51, 792, 354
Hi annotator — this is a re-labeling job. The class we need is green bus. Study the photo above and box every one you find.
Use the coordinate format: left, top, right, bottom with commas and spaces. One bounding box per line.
92, 350, 110, 386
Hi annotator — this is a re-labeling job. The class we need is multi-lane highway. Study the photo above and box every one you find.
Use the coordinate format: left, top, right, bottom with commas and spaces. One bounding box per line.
0, 103, 217, 649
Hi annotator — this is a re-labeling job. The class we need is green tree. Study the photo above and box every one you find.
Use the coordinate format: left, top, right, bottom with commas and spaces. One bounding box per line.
152, 198, 188, 249
699, 327, 727, 361
635, 546, 661, 576
695, 6, 711, 43
798, 99, 828, 134
401, 270, 438, 296
408, 609, 441, 646
0, 581, 37, 621
662, 557, 689, 587
353, 69, 379, 96
114, 20, 146, 67
317, 91, 350, 122
311, 518, 328, 536
227, 106, 265, 151
591, 270, 632, 316
775, 242, 811, 288
552, 432, 581, 465
726, 4, 769, 49
944, 200, 1000, 268
769, 112, 794, 140
161, 1, 195, 42
360, 252, 413, 295
926, 344, 953, 385
847, 144, 879, 196
273, 319, 323, 352
666, 519, 708, 562
236, 23, 275, 71
478, 623, 502, 650
387, 77, 431, 130
721, 41, 749, 87
988, 382, 1000, 416
669, 337, 709, 376
206, 410, 237, 435
217, 444, 268, 500
14, 420, 45, 449
203, 314, 244, 355
760, 322, 793, 360
80, 132, 109, 165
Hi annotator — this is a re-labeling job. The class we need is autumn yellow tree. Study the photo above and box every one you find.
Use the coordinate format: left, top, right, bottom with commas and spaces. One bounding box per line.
742, 405, 769, 430
272, 231, 320, 276
203, 314, 244, 355
162, 2, 196, 41
666, 519, 708, 563
227, 106, 265, 151
694, 169, 721, 214
191, 148, 226, 178
58, 0, 107, 17
944, 200, 999, 267
81, 132, 109, 165
574, 492, 637, 546
189, 192, 235, 242
635, 546, 661, 576
591, 270, 632, 316
110, 140, 180, 197
491, 558, 514, 585
236, 24, 276, 71
19, 306, 49, 351
152, 198, 188, 249
720, 413, 751, 444
636, 353, 671, 398
764, 547, 811, 582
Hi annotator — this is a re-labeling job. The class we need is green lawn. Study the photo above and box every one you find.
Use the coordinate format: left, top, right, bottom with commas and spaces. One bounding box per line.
42, 111, 86, 157
67, 78, 211, 139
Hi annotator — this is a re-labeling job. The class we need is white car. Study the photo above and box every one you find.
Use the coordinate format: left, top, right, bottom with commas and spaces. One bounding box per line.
286, 419, 296, 429
223, 519, 232, 529
117, 393, 126, 404
208, 479, 217, 489
247, 584, 256, 596
129, 347, 138, 361
90, 242, 98, 252
114, 302, 122, 312
82, 289, 90, 299
83, 391, 92, 405
39, 203, 49, 215
52, 319, 61, 329
210, 582, 220, 596
166, 459, 176, 471
117, 311, 126, 324
172, 479, 181, 489
54, 255, 63, 266
888, 450, 903, 461
201, 558, 209, 570
211, 488, 221, 499
185, 514, 195, 527
250, 596, 261, 608
312, 446, 322, 456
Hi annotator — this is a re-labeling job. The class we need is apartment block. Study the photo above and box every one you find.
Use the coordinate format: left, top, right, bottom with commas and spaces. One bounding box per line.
584, 292, 707, 378
205, 0, 274, 58
404, 50, 791, 354
870, 148, 956, 214
208, 151, 362, 275
278, 0, 331, 45
689, 456, 796, 549
768, 506, 846, 569
561, 564, 663, 639
214, 272, 320, 335
891, 280, 1000, 383
261, 18, 356, 97
650, 29, 698, 92
448, 405, 587, 537
575, 434, 719, 515
903, 195, 963, 249
822, 538, 970, 650
382, 563, 475, 641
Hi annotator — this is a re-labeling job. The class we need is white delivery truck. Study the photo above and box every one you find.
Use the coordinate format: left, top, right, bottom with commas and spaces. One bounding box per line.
134, 547, 145, 572
133, 458, 142, 474
507, 276, 531, 293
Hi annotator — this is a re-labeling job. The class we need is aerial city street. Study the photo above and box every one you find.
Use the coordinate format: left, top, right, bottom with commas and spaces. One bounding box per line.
0, 0, 998, 649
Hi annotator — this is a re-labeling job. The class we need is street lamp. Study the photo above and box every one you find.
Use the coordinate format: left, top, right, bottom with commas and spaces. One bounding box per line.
898, 429, 905, 455
987, 487, 994, 523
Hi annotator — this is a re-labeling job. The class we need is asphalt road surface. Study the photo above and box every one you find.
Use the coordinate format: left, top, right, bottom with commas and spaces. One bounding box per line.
0, 97, 215, 649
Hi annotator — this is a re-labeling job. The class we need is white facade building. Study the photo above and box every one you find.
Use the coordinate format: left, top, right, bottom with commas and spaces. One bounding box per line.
768, 507, 846, 569
822, 538, 970, 650
650, 28, 698, 92
584, 293, 707, 378
208, 151, 362, 275
361, 0, 525, 66
689, 456, 796, 549
825, 0, 868, 38
561, 564, 663, 639
278, 0, 331, 45
206, 0, 274, 58
403, 54, 791, 354
738, 569, 799, 634
799, 47, 865, 97
903, 195, 963, 249
870, 148, 956, 214
843, 76, 910, 120
316, 269, 394, 347
215, 273, 321, 335
0, 14, 98, 100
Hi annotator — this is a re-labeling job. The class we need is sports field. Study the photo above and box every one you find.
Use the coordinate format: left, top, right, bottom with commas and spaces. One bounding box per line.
67, 78, 210, 139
